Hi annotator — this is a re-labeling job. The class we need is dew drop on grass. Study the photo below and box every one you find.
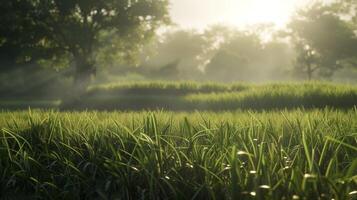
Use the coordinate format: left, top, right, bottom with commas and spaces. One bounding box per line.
304, 174, 317, 179
337, 180, 345, 184
283, 166, 291, 170
131, 166, 139, 172
185, 163, 193, 169
349, 191, 357, 196
249, 170, 257, 174
320, 193, 327, 198
259, 185, 271, 189
223, 164, 231, 170
237, 151, 249, 155
292, 195, 300, 199
250, 191, 256, 196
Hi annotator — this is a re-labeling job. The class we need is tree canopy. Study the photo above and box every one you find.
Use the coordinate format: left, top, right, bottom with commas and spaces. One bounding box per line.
287, 3, 357, 79
0, 0, 170, 90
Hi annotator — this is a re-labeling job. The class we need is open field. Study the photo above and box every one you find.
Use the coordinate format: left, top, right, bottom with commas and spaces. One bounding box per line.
2, 82, 356, 111
0, 100, 61, 110
63, 82, 357, 111
1, 82, 356, 199
1, 109, 356, 199
3, 0, 357, 199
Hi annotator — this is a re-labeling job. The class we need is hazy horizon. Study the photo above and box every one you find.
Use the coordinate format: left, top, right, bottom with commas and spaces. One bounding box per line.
170, 0, 314, 30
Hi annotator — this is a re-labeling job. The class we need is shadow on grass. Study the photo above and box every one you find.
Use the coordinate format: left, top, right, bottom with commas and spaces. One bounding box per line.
59, 94, 357, 112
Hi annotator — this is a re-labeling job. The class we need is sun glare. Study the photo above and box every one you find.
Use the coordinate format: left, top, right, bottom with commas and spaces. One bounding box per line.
237, 0, 297, 27
171, 0, 309, 29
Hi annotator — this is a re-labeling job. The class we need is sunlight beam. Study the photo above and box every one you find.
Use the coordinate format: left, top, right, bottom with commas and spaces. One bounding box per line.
171, 0, 311, 29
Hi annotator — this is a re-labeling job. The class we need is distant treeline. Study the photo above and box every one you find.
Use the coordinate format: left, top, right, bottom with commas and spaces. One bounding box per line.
1, 1, 357, 99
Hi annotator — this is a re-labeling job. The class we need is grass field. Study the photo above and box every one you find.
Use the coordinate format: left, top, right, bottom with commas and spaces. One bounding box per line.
2, 82, 357, 111
0, 100, 61, 110
62, 82, 357, 111
1, 82, 357, 199
1, 109, 356, 199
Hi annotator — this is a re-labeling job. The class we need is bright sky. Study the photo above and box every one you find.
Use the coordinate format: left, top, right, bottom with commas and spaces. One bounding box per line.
170, 0, 312, 30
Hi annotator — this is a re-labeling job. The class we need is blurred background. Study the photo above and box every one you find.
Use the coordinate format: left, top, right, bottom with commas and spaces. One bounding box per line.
1, 0, 357, 101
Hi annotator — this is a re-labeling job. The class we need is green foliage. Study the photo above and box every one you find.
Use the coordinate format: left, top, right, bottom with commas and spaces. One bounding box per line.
0, 0, 170, 86
0, 109, 356, 199
138, 30, 207, 80
204, 27, 294, 82
287, 2, 357, 79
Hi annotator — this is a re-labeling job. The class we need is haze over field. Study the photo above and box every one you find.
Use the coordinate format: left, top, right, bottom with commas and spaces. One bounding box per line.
170, 0, 312, 29
0, 1, 357, 199
1, 0, 357, 99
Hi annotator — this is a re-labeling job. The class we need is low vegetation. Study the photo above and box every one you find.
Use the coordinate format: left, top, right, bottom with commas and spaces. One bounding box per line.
0, 109, 356, 199
2, 1, 357, 199
86, 81, 248, 95
186, 82, 357, 110
62, 82, 357, 111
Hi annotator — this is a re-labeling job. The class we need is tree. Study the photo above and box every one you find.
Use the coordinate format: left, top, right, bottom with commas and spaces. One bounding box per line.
203, 25, 295, 82
293, 44, 318, 80
138, 29, 207, 80
204, 31, 264, 82
335, 0, 357, 65
0, 0, 170, 92
287, 3, 357, 80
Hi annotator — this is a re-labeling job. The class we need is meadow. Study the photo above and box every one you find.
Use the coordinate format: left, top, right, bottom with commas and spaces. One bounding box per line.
0, 82, 357, 199
0, 109, 356, 199
59, 81, 357, 111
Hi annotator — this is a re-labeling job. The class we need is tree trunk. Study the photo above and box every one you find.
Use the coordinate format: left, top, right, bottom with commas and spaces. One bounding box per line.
73, 56, 96, 96
307, 63, 312, 81
61, 56, 96, 109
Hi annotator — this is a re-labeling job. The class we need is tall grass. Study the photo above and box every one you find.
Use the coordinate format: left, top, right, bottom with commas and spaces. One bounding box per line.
186, 82, 357, 110
86, 81, 248, 96
1, 109, 356, 199
64, 82, 357, 110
